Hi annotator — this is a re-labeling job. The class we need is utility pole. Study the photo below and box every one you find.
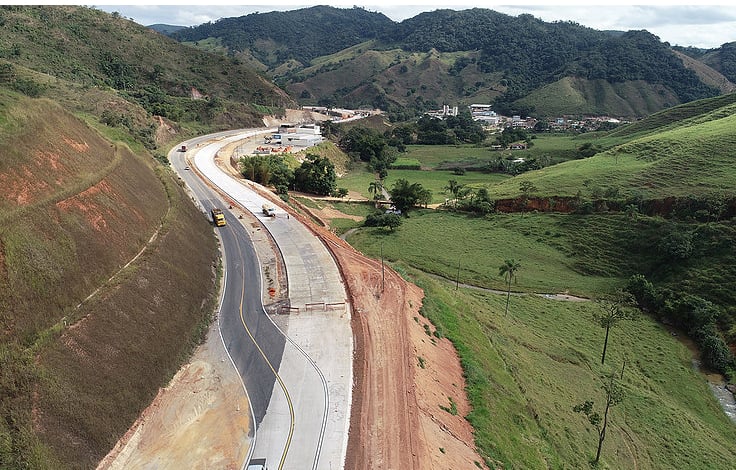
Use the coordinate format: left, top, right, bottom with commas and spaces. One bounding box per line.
455, 255, 461, 290
381, 241, 385, 293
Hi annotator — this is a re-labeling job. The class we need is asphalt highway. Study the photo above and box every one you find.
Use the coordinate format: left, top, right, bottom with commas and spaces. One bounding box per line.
169, 139, 285, 426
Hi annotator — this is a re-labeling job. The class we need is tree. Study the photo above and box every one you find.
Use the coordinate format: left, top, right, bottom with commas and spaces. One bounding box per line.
331, 187, 348, 198
519, 180, 538, 214
624, 203, 639, 220
340, 126, 396, 174
365, 212, 402, 231
573, 374, 625, 464
382, 213, 402, 231
417, 187, 433, 208
444, 179, 463, 208
658, 227, 693, 260
368, 180, 383, 202
499, 259, 521, 316
594, 290, 635, 365
293, 153, 336, 196
388, 178, 429, 214
239, 154, 293, 189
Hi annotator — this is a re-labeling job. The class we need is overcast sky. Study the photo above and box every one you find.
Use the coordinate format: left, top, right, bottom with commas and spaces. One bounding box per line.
90, 2, 736, 49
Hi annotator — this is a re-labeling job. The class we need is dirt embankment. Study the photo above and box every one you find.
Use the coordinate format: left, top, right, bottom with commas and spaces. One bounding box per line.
303, 205, 489, 470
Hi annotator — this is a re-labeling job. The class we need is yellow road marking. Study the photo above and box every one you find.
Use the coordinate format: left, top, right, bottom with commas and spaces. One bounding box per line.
234, 240, 295, 470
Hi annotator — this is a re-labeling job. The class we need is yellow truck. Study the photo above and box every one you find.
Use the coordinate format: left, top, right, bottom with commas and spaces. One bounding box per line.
211, 208, 226, 227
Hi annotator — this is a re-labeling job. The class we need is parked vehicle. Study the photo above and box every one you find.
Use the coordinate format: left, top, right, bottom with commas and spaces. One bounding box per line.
247, 458, 268, 470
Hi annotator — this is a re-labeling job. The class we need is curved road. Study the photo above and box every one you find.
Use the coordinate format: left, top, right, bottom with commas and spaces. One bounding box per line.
170, 130, 351, 470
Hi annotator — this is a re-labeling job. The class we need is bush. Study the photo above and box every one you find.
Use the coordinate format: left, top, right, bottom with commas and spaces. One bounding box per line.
658, 229, 693, 260
626, 274, 660, 312
699, 333, 734, 373
365, 211, 402, 231
11, 78, 44, 97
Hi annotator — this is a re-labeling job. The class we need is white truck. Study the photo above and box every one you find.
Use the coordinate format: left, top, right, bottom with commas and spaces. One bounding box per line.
262, 204, 276, 217
247, 458, 268, 470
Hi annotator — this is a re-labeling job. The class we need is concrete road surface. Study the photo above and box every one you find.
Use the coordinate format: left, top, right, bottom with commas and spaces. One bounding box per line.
177, 131, 352, 470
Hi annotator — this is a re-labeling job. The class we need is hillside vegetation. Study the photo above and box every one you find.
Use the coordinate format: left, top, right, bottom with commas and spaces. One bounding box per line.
490, 93, 736, 204
0, 6, 292, 143
170, 5, 734, 119
0, 92, 219, 467
173, 5, 395, 66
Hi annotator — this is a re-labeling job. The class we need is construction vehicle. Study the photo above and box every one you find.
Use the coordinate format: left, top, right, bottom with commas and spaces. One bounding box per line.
211, 208, 227, 226
262, 204, 276, 218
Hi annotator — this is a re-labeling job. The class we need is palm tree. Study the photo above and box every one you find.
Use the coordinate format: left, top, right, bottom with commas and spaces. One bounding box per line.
368, 180, 383, 205
443, 179, 462, 208
499, 259, 521, 316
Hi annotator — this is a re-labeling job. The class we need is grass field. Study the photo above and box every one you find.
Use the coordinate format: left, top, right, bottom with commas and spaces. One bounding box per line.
401, 136, 585, 170
488, 109, 736, 200
336, 136, 589, 204
337, 161, 510, 203
346, 210, 644, 296
407, 269, 736, 469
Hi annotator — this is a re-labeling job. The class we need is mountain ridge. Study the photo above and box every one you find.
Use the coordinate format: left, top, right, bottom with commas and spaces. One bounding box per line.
170, 6, 734, 119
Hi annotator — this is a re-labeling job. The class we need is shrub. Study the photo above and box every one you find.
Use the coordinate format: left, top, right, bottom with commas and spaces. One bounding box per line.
626, 274, 660, 312
658, 229, 693, 260
699, 333, 733, 373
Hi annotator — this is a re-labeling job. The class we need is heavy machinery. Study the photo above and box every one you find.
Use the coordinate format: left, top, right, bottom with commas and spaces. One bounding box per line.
211, 208, 226, 226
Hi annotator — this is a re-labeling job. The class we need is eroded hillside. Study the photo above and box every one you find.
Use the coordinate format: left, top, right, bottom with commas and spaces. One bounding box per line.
0, 92, 219, 468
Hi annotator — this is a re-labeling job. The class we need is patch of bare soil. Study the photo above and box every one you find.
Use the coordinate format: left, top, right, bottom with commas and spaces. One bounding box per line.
96, 323, 251, 470
262, 109, 331, 128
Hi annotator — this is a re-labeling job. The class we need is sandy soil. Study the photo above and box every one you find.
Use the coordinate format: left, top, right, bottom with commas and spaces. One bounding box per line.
98, 136, 488, 469
96, 325, 251, 470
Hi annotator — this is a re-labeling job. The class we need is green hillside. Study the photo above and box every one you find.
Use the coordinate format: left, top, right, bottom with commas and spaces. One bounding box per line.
491, 94, 736, 202
172, 5, 395, 66
333, 91, 736, 468
0, 6, 292, 139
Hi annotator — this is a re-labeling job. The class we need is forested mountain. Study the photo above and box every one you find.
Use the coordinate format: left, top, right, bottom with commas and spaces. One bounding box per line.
172, 6, 395, 67
169, 6, 734, 119
700, 42, 736, 83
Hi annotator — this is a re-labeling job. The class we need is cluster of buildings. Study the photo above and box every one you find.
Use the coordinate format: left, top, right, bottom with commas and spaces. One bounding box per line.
270, 123, 324, 147
426, 103, 627, 132
425, 104, 459, 119
302, 106, 381, 122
